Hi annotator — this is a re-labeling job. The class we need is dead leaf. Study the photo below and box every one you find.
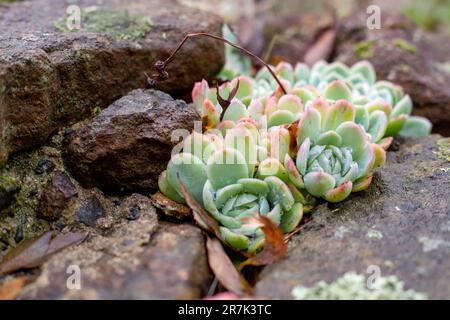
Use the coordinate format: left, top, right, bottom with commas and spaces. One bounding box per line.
206, 237, 252, 296
47, 232, 87, 256
0, 231, 86, 275
284, 224, 306, 243
239, 215, 287, 269
0, 276, 28, 300
303, 8, 338, 66
303, 29, 336, 66
178, 177, 223, 241
286, 121, 299, 155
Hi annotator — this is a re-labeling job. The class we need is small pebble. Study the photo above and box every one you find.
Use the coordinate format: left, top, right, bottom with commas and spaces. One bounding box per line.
34, 158, 55, 174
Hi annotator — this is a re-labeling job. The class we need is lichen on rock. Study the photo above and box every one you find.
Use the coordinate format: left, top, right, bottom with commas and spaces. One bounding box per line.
434, 138, 450, 162
292, 272, 427, 300
54, 9, 152, 41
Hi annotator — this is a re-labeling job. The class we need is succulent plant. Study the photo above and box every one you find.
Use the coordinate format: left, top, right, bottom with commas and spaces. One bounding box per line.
210, 60, 431, 140
285, 98, 382, 202
159, 123, 305, 253
255, 60, 432, 140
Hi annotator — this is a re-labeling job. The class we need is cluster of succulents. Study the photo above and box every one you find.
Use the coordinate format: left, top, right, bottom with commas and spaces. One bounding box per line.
159, 59, 432, 254
158, 123, 305, 253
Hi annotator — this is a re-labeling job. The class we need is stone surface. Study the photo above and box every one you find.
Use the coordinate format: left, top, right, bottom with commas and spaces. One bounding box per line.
37, 171, 77, 221
75, 196, 105, 227
254, 135, 450, 299
335, 13, 450, 136
0, 174, 20, 212
151, 191, 192, 221
0, 0, 224, 165
18, 221, 212, 299
63, 89, 199, 193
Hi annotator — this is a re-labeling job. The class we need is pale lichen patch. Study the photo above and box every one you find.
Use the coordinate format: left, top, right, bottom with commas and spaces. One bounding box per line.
54, 9, 152, 41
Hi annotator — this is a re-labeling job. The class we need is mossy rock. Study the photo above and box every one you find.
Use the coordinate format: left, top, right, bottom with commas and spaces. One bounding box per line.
54, 9, 152, 41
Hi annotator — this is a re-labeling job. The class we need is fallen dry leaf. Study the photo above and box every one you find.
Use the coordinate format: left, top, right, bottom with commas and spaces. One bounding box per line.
303, 8, 338, 66
303, 28, 336, 66
0, 276, 28, 300
206, 237, 252, 296
0, 231, 86, 275
239, 215, 287, 269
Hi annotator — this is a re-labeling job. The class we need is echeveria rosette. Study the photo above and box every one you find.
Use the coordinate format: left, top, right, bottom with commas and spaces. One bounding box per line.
192, 76, 305, 131
159, 125, 304, 254
285, 98, 384, 202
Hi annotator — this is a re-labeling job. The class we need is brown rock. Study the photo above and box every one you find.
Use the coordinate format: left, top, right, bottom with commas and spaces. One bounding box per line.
151, 191, 192, 221
75, 196, 105, 227
38, 172, 77, 221
0, 0, 224, 165
254, 135, 450, 299
335, 13, 450, 136
63, 89, 199, 193
18, 220, 212, 299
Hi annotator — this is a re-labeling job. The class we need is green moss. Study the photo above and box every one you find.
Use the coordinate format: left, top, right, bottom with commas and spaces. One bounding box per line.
54, 9, 152, 41
434, 138, 450, 162
392, 38, 418, 54
353, 40, 375, 59
404, 0, 450, 34
0, 154, 51, 252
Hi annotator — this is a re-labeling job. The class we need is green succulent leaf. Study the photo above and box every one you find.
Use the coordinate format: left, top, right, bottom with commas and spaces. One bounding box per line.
399, 116, 432, 137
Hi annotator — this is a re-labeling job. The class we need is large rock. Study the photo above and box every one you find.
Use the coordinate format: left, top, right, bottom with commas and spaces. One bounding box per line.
335, 13, 450, 136
255, 135, 450, 299
0, 0, 224, 165
19, 221, 211, 299
63, 89, 199, 193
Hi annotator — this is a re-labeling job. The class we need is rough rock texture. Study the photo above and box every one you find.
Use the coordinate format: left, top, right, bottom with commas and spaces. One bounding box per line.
75, 196, 105, 227
0, 174, 20, 213
0, 0, 224, 165
37, 172, 77, 222
18, 221, 211, 299
151, 191, 192, 221
335, 13, 450, 136
254, 135, 450, 299
64, 89, 199, 193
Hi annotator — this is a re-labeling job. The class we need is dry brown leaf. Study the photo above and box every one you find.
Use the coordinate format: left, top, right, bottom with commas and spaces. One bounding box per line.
303, 28, 336, 66
206, 237, 252, 296
0, 276, 28, 300
239, 215, 287, 269
0, 231, 86, 275
178, 177, 223, 241
303, 7, 338, 66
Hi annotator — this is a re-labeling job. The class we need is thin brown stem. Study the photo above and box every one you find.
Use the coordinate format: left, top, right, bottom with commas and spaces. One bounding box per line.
161, 32, 287, 94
